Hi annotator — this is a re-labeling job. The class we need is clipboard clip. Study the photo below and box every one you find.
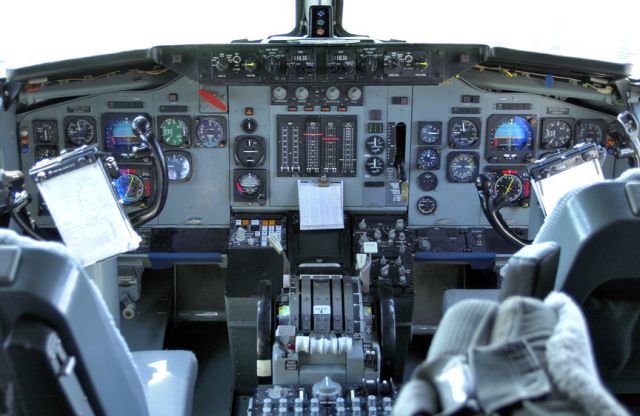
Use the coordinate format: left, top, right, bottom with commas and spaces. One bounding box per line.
317, 175, 330, 187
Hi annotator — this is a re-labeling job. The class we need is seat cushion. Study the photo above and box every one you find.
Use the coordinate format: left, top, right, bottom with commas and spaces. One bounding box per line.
132, 350, 198, 416
442, 289, 499, 315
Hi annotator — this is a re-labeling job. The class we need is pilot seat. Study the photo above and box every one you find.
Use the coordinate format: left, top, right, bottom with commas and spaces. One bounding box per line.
0, 229, 197, 416
442, 168, 640, 394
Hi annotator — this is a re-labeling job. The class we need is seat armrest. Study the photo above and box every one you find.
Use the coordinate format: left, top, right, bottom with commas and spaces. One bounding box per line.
499, 242, 560, 300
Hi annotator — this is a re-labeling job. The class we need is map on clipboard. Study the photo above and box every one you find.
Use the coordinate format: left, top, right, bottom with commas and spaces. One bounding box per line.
297, 180, 344, 230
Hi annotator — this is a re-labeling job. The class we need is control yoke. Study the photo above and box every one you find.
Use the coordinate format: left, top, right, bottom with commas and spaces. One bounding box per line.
476, 174, 531, 248
3, 116, 168, 239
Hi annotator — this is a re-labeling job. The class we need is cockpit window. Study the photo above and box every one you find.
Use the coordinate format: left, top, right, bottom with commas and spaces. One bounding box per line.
0, 0, 638, 77
344, 0, 639, 76
0, 1, 294, 77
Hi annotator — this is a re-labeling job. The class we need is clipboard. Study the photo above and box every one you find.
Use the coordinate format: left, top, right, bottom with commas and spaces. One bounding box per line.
529, 143, 603, 216
297, 177, 344, 230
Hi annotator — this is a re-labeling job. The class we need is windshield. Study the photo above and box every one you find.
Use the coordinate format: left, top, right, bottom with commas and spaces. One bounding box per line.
1, 0, 638, 77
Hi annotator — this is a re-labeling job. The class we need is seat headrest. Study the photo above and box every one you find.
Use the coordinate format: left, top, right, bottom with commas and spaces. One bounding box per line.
0, 228, 79, 265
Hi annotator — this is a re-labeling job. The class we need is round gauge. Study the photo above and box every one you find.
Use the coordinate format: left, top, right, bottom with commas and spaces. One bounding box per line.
449, 118, 480, 148
65, 117, 96, 146
417, 148, 441, 170
165, 151, 192, 182
416, 196, 437, 215
33, 120, 58, 144
447, 152, 478, 183
160, 117, 190, 147
195, 118, 225, 148
575, 120, 605, 145
365, 156, 385, 176
34, 145, 59, 161
417, 172, 438, 191
489, 116, 532, 151
103, 114, 144, 157
365, 136, 385, 155
234, 172, 264, 200
234, 136, 265, 167
418, 122, 442, 145
542, 119, 572, 149
492, 174, 524, 203
114, 173, 145, 205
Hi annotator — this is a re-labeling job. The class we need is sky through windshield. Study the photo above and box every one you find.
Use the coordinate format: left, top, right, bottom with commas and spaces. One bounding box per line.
1, 0, 638, 77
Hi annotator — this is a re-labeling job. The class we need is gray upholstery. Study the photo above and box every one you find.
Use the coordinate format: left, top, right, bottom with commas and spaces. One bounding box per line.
397, 295, 627, 416
498, 241, 560, 301
441, 168, 640, 393
430, 299, 498, 362
0, 229, 197, 416
442, 242, 561, 314
133, 350, 198, 416
441, 289, 499, 316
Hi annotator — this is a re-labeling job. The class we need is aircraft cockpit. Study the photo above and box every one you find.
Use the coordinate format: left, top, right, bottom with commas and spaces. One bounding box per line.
1, 1, 639, 415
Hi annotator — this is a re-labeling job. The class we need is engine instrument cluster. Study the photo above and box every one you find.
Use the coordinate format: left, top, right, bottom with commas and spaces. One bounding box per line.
277, 115, 357, 177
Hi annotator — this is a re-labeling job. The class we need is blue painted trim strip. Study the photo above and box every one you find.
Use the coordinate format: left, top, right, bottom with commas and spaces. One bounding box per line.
149, 252, 222, 269
414, 251, 496, 269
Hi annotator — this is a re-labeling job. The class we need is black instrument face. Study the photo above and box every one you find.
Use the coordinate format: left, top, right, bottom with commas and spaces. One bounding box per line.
575, 119, 605, 145
33, 120, 58, 144
64, 117, 96, 146
541, 118, 573, 149
365, 135, 386, 155
234, 136, 265, 167
165, 150, 193, 182
233, 170, 266, 203
492, 174, 524, 202
418, 121, 442, 145
102, 113, 148, 159
416, 147, 441, 170
195, 117, 226, 148
416, 195, 437, 215
114, 173, 145, 204
277, 115, 357, 177
34, 145, 59, 161
447, 152, 479, 183
448, 118, 480, 148
485, 114, 536, 163
365, 156, 385, 176
483, 166, 531, 205
417, 171, 438, 191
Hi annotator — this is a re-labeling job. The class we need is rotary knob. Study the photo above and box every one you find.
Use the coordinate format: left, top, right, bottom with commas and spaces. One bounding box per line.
215, 58, 229, 72
326, 86, 340, 100
272, 86, 287, 100
295, 86, 309, 100
347, 86, 362, 101
361, 56, 378, 73
264, 56, 281, 74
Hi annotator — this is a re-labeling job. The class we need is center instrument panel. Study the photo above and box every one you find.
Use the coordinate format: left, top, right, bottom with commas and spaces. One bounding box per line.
16, 43, 618, 233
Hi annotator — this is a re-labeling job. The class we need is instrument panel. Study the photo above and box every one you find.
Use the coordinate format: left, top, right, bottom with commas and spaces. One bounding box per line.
15, 45, 619, 231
